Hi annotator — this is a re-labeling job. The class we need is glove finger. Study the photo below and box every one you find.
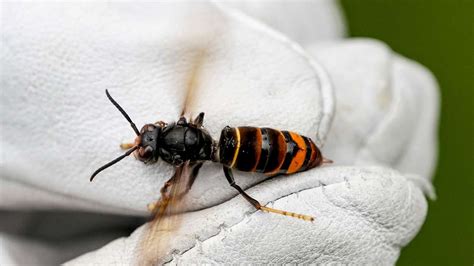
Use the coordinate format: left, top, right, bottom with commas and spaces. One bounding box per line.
309, 40, 439, 182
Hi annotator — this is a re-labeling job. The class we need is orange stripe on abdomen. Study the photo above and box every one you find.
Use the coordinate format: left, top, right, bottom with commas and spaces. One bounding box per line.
286, 132, 308, 174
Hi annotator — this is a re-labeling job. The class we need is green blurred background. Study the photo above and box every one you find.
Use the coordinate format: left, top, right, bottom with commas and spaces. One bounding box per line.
339, 0, 473, 264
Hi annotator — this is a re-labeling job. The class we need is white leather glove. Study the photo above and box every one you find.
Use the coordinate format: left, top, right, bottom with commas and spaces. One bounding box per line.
0, 1, 438, 265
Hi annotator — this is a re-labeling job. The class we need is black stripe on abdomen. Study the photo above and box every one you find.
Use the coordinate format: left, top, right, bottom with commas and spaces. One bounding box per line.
261, 128, 286, 174
299, 136, 313, 172
279, 131, 298, 173
255, 128, 270, 172
235, 127, 261, 172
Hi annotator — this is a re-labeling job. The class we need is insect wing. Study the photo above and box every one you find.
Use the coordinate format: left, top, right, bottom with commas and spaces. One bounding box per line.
136, 162, 194, 265
180, 47, 208, 118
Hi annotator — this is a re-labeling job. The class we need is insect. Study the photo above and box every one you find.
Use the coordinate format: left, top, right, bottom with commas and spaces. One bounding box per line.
91, 90, 332, 223
90, 90, 332, 263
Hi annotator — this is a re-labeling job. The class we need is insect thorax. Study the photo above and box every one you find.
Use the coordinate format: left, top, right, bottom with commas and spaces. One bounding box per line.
158, 124, 215, 165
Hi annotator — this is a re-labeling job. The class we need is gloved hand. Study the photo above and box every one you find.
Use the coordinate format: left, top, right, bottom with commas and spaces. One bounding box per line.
0, 1, 438, 265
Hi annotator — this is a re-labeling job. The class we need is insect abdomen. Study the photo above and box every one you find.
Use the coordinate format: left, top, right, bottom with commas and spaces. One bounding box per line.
218, 126, 323, 174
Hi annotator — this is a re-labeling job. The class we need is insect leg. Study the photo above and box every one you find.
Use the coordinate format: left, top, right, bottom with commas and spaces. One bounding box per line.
223, 166, 314, 222
184, 161, 203, 192
147, 176, 175, 213
223, 166, 261, 208
148, 162, 203, 213
154, 120, 167, 127
120, 142, 135, 149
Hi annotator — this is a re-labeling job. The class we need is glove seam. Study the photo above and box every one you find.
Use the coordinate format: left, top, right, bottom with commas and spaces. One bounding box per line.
215, 2, 335, 146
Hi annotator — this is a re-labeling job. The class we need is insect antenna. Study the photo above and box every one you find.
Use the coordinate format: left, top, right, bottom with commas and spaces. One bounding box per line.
90, 146, 138, 182
105, 89, 140, 136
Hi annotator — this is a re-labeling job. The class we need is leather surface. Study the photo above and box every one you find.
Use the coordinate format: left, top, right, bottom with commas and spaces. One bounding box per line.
0, 1, 439, 265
